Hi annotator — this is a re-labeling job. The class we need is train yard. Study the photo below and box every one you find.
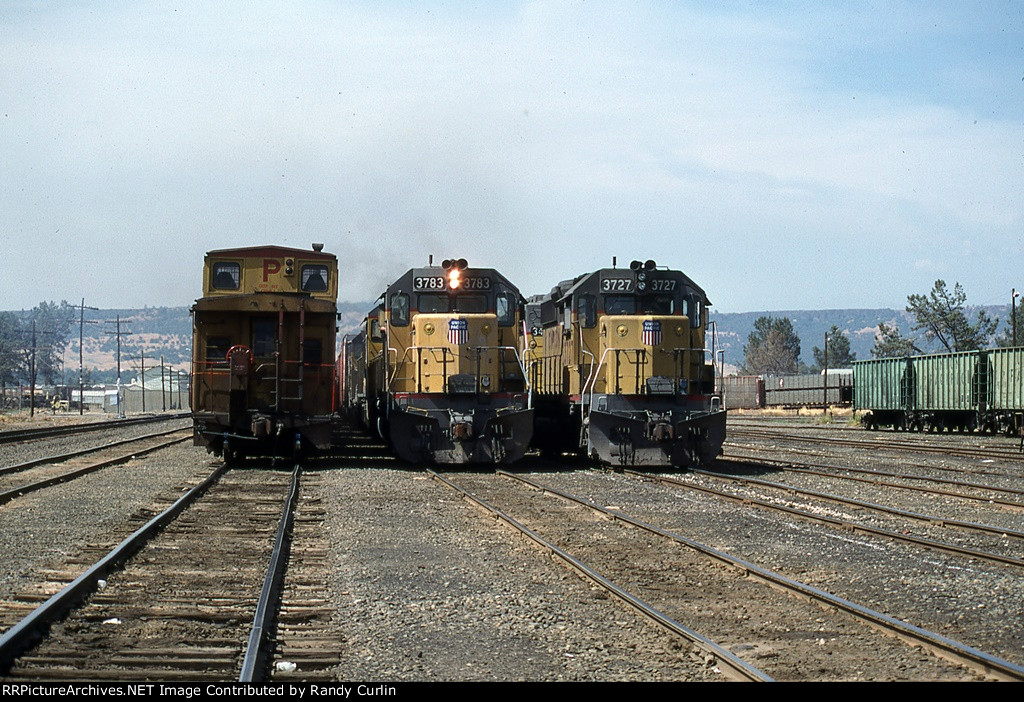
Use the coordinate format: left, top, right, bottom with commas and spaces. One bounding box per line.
0, 412, 1020, 681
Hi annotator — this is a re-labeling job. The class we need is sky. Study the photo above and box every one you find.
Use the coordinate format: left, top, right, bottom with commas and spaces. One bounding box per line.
1, 1, 1021, 314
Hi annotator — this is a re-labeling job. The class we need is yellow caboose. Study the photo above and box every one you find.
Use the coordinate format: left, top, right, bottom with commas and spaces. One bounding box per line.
191, 244, 338, 459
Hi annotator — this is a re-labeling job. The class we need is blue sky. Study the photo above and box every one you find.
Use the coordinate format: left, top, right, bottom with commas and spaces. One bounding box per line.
1, 1, 1021, 313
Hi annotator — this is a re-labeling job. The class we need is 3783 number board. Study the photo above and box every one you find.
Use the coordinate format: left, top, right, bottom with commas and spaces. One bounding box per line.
414, 276, 492, 291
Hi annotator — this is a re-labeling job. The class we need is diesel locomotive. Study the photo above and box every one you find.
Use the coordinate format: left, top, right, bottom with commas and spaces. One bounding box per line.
526, 259, 725, 467
345, 258, 533, 464
190, 244, 338, 459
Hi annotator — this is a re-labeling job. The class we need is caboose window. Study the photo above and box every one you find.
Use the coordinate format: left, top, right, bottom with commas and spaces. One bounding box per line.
252, 319, 277, 357
303, 339, 323, 365
206, 337, 231, 365
301, 265, 329, 292
212, 262, 240, 290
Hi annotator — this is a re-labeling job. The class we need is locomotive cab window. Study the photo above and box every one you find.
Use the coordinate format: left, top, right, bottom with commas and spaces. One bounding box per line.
455, 294, 487, 314
642, 296, 675, 315
577, 294, 596, 328
496, 292, 516, 326
212, 262, 240, 290
391, 294, 410, 326
605, 296, 636, 315
301, 265, 329, 293
688, 295, 703, 328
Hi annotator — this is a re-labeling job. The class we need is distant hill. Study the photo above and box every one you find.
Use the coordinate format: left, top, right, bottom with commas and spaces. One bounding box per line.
711, 305, 1011, 369
9, 302, 1011, 375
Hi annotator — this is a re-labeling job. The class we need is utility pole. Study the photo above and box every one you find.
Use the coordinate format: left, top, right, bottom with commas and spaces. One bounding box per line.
69, 299, 99, 415
105, 316, 132, 418
1013, 289, 1020, 347
822, 330, 829, 414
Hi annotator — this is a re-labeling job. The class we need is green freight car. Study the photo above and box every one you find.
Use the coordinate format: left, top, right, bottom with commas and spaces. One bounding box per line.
854, 348, 1023, 434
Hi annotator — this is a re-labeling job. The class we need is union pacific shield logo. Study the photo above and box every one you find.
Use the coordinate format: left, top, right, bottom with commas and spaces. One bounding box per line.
642, 320, 662, 346
448, 318, 468, 345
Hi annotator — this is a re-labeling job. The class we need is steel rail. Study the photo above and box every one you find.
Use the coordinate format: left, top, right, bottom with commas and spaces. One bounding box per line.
724, 442, 1017, 481
500, 471, 1024, 682
690, 465, 1024, 542
427, 469, 772, 683
728, 427, 1023, 461
636, 469, 1024, 571
0, 461, 230, 673
716, 454, 1024, 513
0, 435, 191, 506
0, 426, 191, 477
719, 451, 1024, 500
0, 412, 190, 445
239, 462, 302, 683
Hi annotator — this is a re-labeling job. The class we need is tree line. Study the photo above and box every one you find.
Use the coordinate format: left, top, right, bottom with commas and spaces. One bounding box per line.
740, 279, 1022, 375
0, 301, 75, 395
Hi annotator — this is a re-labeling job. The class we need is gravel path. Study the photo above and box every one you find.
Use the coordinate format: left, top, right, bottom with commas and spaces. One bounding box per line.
316, 468, 718, 681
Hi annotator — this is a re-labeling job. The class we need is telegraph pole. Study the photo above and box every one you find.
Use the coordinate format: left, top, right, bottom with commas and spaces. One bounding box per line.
105, 316, 132, 418
69, 299, 99, 415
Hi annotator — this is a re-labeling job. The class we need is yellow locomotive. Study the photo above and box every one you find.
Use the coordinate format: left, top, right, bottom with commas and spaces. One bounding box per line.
527, 259, 725, 467
191, 244, 338, 459
349, 258, 532, 464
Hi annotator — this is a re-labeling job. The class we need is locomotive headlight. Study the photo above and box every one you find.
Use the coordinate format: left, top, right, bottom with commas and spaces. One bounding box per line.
448, 269, 461, 289
424, 322, 435, 336
617, 324, 628, 337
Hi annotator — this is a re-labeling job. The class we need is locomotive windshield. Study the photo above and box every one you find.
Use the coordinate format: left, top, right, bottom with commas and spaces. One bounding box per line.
603, 295, 676, 315
417, 293, 488, 314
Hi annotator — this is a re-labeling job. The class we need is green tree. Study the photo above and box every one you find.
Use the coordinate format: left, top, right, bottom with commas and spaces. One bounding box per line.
994, 300, 1024, 347
811, 325, 856, 371
22, 301, 74, 386
0, 312, 22, 397
741, 316, 801, 375
870, 321, 920, 358
906, 280, 996, 352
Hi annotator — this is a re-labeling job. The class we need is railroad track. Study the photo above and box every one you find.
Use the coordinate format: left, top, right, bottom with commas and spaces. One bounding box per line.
721, 447, 1024, 500
431, 470, 1020, 681
727, 427, 1024, 462
0, 460, 336, 681
633, 466, 1024, 572
0, 413, 190, 445
0, 428, 192, 505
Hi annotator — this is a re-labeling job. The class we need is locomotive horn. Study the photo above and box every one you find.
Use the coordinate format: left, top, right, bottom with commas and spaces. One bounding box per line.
644, 259, 656, 271
630, 260, 642, 271
457, 258, 468, 270
442, 259, 453, 270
